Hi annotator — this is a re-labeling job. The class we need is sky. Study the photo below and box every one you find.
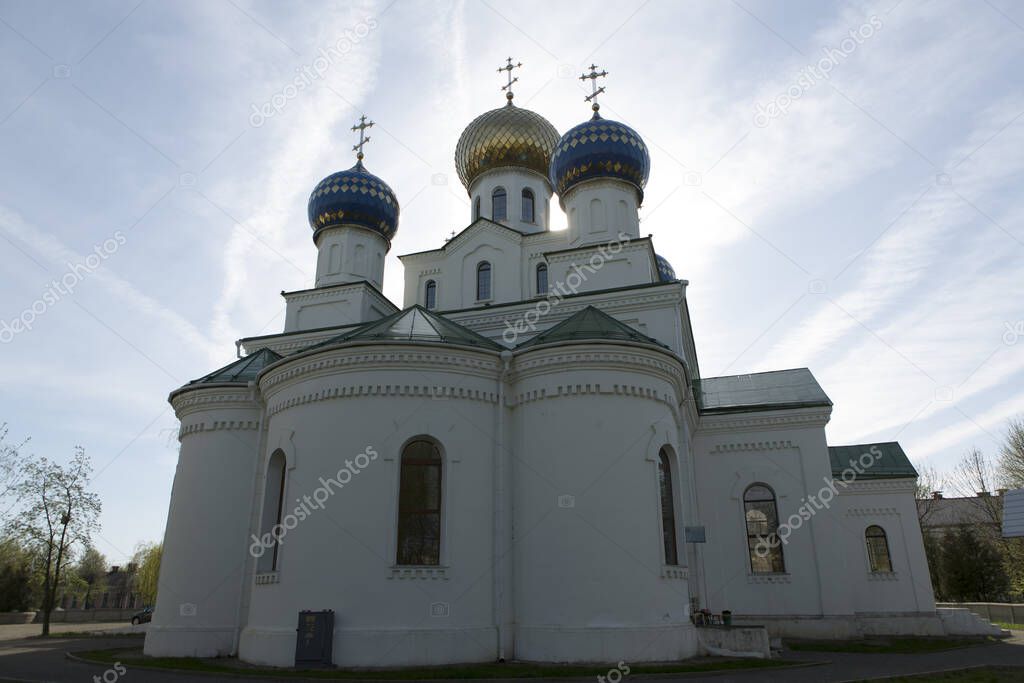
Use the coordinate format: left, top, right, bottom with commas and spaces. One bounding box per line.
0, 0, 1022, 563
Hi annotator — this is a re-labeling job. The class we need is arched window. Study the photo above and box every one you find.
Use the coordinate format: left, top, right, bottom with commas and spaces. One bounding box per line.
476, 261, 492, 301
491, 187, 507, 221
474, 196, 481, 220
522, 188, 535, 223
258, 450, 287, 572
535, 263, 548, 295
396, 439, 442, 566
424, 280, 437, 310
744, 484, 785, 574
865, 525, 893, 572
658, 448, 679, 565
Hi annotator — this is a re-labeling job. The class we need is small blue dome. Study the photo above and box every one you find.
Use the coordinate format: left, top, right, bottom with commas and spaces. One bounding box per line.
655, 254, 676, 282
549, 114, 650, 201
307, 161, 399, 241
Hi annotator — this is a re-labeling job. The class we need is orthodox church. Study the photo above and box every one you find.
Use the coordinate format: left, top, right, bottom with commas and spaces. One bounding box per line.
146, 63, 976, 668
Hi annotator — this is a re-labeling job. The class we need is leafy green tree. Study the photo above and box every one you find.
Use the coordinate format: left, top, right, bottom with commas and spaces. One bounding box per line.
940, 526, 1009, 601
5, 448, 101, 635
999, 417, 1024, 489
132, 543, 161, 606
0, 536, 39, 611
75, 546, 107, 609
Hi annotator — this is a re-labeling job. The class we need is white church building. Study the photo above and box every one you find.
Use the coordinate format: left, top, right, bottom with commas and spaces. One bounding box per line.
146, 64, 979, 668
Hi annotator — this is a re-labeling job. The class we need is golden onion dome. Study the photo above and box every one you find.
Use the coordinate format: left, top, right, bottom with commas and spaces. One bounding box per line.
454, 102, 560, 193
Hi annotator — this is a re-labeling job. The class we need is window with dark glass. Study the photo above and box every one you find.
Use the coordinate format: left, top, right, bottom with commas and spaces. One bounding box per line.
477, 261, 491, 300
522, 188, 535, 223
258, 450, 287, 572
396, 439, 442, 566
744, 484, 785, 573
536, 263, 548, 295
865, 525, 893, 572
474, 196, 481, 220
492, 187, 507, 221
424, 280, 436, 310
658, 448, 679, 565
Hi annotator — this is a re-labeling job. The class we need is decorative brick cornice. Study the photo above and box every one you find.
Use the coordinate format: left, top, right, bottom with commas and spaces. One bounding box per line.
747, 573, 792, 584
171, 386, 259, 420
846, 506, 899, 516
711, 440, 796, 453
178, 419, 260, 439
698, 407, 832, 434
838, 479, 916, 494
387, 566, 449, 581
267, 382, 498, 417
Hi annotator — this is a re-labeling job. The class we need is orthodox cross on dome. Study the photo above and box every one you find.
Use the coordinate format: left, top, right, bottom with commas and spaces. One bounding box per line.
498, 56, 522, 104
351, 114, 374, 163
580, 63, 608, 116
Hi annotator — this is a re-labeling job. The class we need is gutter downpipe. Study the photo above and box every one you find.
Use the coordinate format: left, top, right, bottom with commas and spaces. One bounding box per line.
495, 350, 513, 661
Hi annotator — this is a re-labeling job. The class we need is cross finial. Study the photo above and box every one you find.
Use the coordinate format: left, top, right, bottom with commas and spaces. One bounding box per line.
351, 114, 374, 163
498, 56, 522, 104
580, 63, 608, 117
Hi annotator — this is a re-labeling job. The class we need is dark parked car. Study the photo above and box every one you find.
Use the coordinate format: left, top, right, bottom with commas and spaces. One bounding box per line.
130, 607, 153, 625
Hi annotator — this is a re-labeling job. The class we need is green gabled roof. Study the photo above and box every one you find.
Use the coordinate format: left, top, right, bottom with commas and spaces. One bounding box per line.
693, 368, 832, 414
188, 347, 282, 386
304, 305, 503, 351
516, 305, 670, 350
828, 442, 918, 480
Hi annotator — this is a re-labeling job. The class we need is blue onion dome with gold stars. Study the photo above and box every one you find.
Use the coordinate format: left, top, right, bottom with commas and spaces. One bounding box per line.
308, 160, 399, 242
549, 113, 650, 202
308, 115, 399, 242
655, 254, 676, 282
550, 64, 650, 203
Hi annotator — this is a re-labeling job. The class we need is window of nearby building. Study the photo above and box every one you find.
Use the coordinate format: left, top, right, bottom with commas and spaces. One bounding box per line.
865, 525, 893, 572
474, 196, 481, 220
658, 448, 679, 565
424, 280, 436, 310
522, 188, 535, 223
477, 261, 492, 300
396, 439, 442, 566
744, 483, 785, 573
536, 263, 548, 295
492, 187, 507, 221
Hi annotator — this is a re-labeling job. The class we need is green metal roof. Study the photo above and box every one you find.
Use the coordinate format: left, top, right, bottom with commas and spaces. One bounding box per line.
828, 442, 918, 480
515, 305, 670, 350
693, 368, 832, 414
304, 305, 503, 351
188, 347, 282, 386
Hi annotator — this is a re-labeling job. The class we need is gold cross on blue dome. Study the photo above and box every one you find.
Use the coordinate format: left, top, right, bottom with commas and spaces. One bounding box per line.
580, 64, 608, 116
351, 115, 374, 162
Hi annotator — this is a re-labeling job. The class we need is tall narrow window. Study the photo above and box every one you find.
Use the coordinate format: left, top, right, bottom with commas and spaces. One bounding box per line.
477, 261, 492, 301
492, 187, 507, 221
396, 439, 442, 566
744, 484, 785, 574
474, 196, 481, 220
535, 263, 548, 295
258, 451, 287, 572
522, 188, 535, 223
865, 525, 893, 572
424, 280, 437, 309
658, 448, 679, 565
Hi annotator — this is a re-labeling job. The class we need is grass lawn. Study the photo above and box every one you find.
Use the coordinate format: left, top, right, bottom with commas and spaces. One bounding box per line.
788, 636, 994, 654
870, 666, 1024, 682
993, 621, 1022, 631
76, 648, 803, 679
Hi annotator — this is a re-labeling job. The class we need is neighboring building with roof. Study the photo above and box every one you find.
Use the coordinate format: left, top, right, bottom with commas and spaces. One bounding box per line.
146, 65, 976, 668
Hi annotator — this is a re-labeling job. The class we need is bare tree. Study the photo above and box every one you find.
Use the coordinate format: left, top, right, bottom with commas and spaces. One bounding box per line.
999, 417, 1024, 489
913, 461, 945, 526
0, 423, 31, 511
6, 447, 101, 635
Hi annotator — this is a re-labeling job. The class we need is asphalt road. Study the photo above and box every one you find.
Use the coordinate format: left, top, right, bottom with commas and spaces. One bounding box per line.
0, 631, 1022, 683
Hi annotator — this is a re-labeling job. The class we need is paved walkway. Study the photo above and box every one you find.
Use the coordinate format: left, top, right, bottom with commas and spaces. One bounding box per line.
0, 622, 144, 642
0, 630, 1021, 683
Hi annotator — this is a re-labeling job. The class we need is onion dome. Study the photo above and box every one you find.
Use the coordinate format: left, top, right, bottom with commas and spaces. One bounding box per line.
549, 113, 650, 202
307, 160, 399, 242
655, 254, 676, 282
454, 103, 560, 193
